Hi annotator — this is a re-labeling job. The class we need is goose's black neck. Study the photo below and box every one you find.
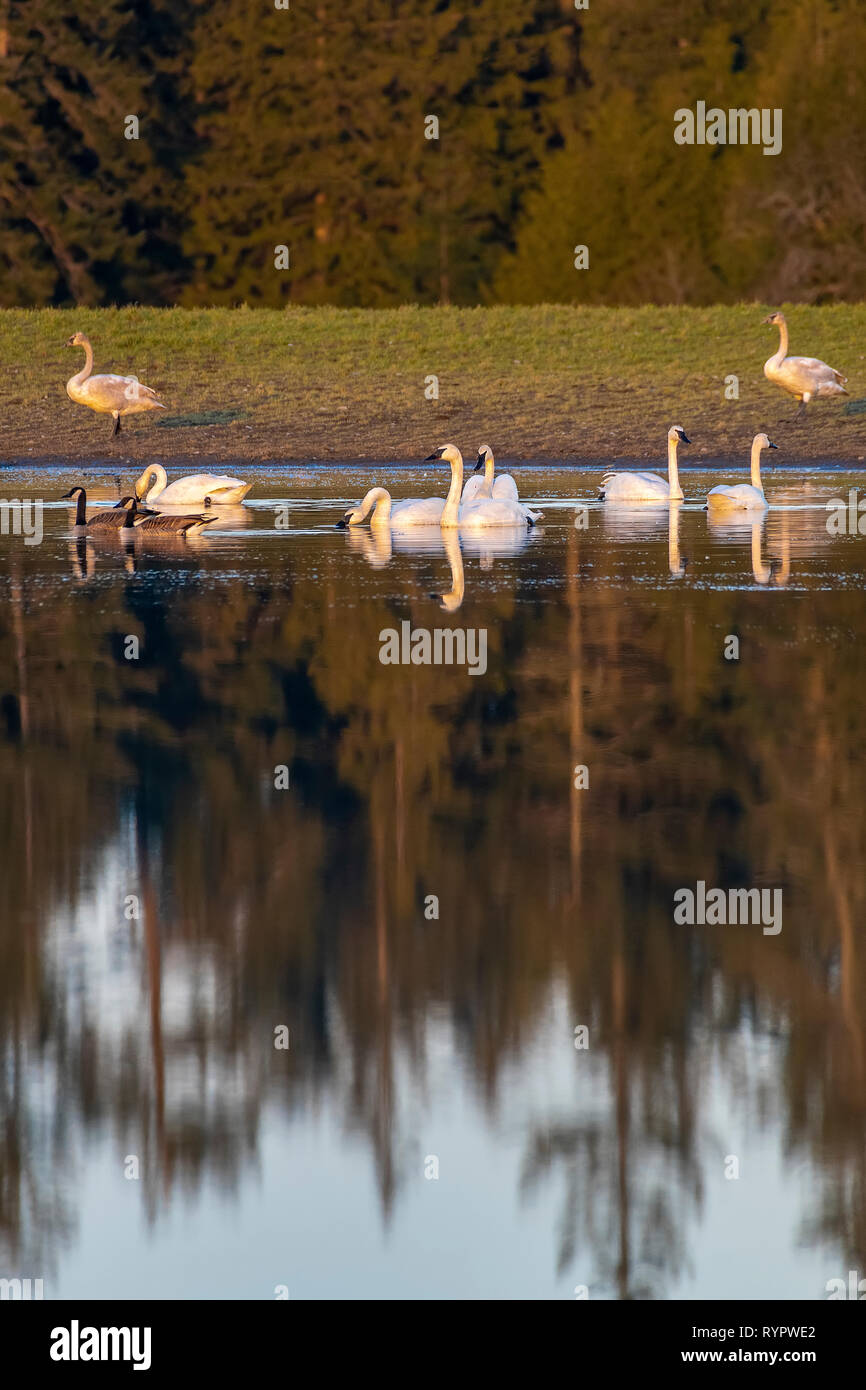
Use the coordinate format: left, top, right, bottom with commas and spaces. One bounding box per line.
73, 489, 87, 526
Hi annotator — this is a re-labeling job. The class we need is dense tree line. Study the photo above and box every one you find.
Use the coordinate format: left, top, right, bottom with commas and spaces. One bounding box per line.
1, 0, 864, 308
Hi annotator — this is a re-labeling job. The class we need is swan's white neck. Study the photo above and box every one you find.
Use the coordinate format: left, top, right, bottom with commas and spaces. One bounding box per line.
441, 450, 464, 527
69, 340, 94, 388
363, 487, 392, 525
770, 319, 788, 365
750, 440, 765, 491
667, 438, 683, 499
484, 455, 495, 491
140, 464, 168, 502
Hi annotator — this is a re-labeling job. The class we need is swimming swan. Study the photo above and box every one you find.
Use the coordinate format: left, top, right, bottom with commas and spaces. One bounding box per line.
425, 445, 541, 527
706, 433, 777, 512
600, 427, 689, 502
461, 444, 519, 504
65, 333, 165, 436
135, 464, 251, 506
336, 486, 445, 528
763, 312, 847, 416
62, 488, 150, 530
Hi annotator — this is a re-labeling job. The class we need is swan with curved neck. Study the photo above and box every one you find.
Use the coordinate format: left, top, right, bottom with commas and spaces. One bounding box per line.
425, 444, 541, 527
763, 312, 847, 416
65, 333, 165, 437
707, 433, 777, 512
600, 427, 689, 502
462, 444, 519, 504
336, 485, 445, 528
135, 464, 251, 506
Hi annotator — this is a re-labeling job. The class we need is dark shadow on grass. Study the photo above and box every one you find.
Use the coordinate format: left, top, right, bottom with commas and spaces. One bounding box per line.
156, 409, 249, 428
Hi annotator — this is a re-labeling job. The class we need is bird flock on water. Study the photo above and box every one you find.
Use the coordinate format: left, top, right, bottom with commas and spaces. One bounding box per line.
61, 312, 849, 537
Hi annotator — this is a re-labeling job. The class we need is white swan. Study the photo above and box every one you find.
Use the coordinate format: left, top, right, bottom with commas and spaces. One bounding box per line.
763, 312, 847, 416
337, 486, 445, 528
66, 332, 165, 436
461, 444, 519, 504
425, 445, 541, 528
707, 433, 777, 512
135, 463, 251, 506
600, 426, 689, 502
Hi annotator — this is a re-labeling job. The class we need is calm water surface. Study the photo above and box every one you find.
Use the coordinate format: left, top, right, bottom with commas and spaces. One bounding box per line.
1, 461, 865, 1300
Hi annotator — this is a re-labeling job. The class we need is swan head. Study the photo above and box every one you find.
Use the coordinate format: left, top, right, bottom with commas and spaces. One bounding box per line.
66, 331, 90, 348
753, 433, 778, 452
668, 425, 690, 446
134, 467, 158, 500
336, 504, 365, 528
763, 311, 786, 327
473, 444, 493, 473
424, 444, 463, 466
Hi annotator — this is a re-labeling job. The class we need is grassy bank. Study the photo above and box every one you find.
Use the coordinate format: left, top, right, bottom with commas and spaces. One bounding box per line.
1, 304, 865, 464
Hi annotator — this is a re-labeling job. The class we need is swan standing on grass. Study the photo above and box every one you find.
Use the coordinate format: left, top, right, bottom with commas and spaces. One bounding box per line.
763, 312, 848, 416
426, 445, 542, 527
600, 427, 689, 502
65, 333, 165, 436
706, 433, 777, 512
135, 464, 251, 506
336, 486, 445, 528
461, 445, 519, 504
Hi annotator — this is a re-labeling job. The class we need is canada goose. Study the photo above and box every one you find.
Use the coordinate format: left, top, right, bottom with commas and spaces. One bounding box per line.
62, 488, 145, 530
135, 463, 251, 506
763, 312, 847, 417
65, 333, 165, 436
600, 427, 689, 502
337, 486, 445, 528
462, 444, 519, 504
424, 445, 540, 528
125, 508, 220, 537
707, 434, 777, 512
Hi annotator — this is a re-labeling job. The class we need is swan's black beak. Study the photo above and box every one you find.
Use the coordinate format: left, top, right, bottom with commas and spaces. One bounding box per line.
65, 336, 75, 347
335, 518, 348, 529
473, 453, 484, 473
423, 449, 445, 462
768, 442, 779, 449
678, 431, 691, 445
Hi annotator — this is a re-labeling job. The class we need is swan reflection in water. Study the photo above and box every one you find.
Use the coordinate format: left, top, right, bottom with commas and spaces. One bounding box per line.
602, 501, 689, 578
340, 517, 537, 609
707, 511, 792, 587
